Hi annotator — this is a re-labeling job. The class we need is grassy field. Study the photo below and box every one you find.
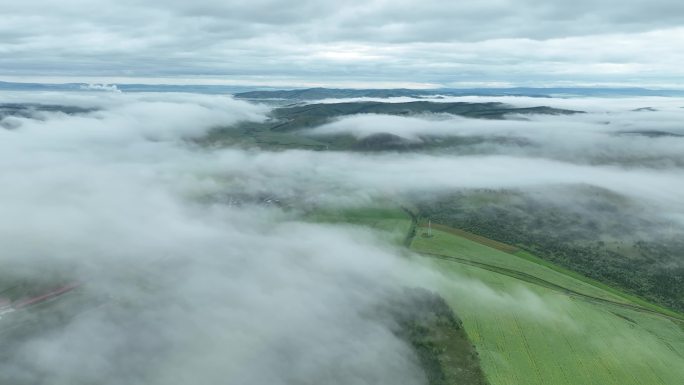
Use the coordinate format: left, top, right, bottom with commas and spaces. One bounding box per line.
308, 206, 415, 246
305, 207, 684, 384
411, 226, 684, 385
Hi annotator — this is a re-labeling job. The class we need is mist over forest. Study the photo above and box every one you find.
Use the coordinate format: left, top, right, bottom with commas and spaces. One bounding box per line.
1, 88, 683, 384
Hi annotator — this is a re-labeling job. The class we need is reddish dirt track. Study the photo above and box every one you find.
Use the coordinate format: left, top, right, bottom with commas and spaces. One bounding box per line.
13, 283, 81, 309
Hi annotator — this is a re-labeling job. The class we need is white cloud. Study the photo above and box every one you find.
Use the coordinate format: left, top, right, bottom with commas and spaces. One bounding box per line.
0, 90, 441, 384
3, 90, 684, 382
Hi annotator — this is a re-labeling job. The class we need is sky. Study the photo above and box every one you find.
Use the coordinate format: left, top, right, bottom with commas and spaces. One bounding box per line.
1, 0, 684, 88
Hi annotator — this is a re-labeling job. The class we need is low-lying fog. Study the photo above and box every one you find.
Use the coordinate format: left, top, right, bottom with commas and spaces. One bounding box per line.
1, 90, 683, 384
306, 97, 684, 168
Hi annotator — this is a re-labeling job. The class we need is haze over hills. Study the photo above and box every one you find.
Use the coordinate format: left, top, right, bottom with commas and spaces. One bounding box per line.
234, 87, 684, 99
3, 0, 684, 384
2, 86, 684, 385
4, 81, 684, 97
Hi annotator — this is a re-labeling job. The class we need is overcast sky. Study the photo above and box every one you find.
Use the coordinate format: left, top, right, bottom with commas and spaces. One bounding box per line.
1, 0, 684, 88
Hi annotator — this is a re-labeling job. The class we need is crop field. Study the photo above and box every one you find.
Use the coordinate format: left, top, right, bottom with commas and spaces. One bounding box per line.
411, 227, 684, 385
412, 228, 632, 304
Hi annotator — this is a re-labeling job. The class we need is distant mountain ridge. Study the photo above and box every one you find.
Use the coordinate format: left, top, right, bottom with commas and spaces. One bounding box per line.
2, 81, 684, 97
234, 87, 684, 100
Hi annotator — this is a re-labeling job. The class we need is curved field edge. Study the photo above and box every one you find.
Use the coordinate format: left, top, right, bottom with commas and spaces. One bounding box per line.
409, 225, 684, 385
307, 206, 684, 385
423, 255, 684, 385
413, 224, 684, 321
425, 223, 684, 320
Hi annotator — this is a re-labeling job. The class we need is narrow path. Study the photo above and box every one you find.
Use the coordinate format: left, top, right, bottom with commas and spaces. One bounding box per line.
12, 282, 81, 309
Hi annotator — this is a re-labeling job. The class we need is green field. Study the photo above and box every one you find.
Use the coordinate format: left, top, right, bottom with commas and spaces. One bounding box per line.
308, 206, 415, 246
306, 207, 684, 384
411, 227, 684, 385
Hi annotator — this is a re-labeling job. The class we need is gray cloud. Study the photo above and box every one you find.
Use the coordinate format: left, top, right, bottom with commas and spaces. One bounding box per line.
1, 1, 684, 86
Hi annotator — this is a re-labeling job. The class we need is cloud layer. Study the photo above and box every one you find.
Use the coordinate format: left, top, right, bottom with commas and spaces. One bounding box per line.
2, 90, 684, 383
0, 91, 439, 384
1, 1, 684, 87
306, 96, 684, 166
